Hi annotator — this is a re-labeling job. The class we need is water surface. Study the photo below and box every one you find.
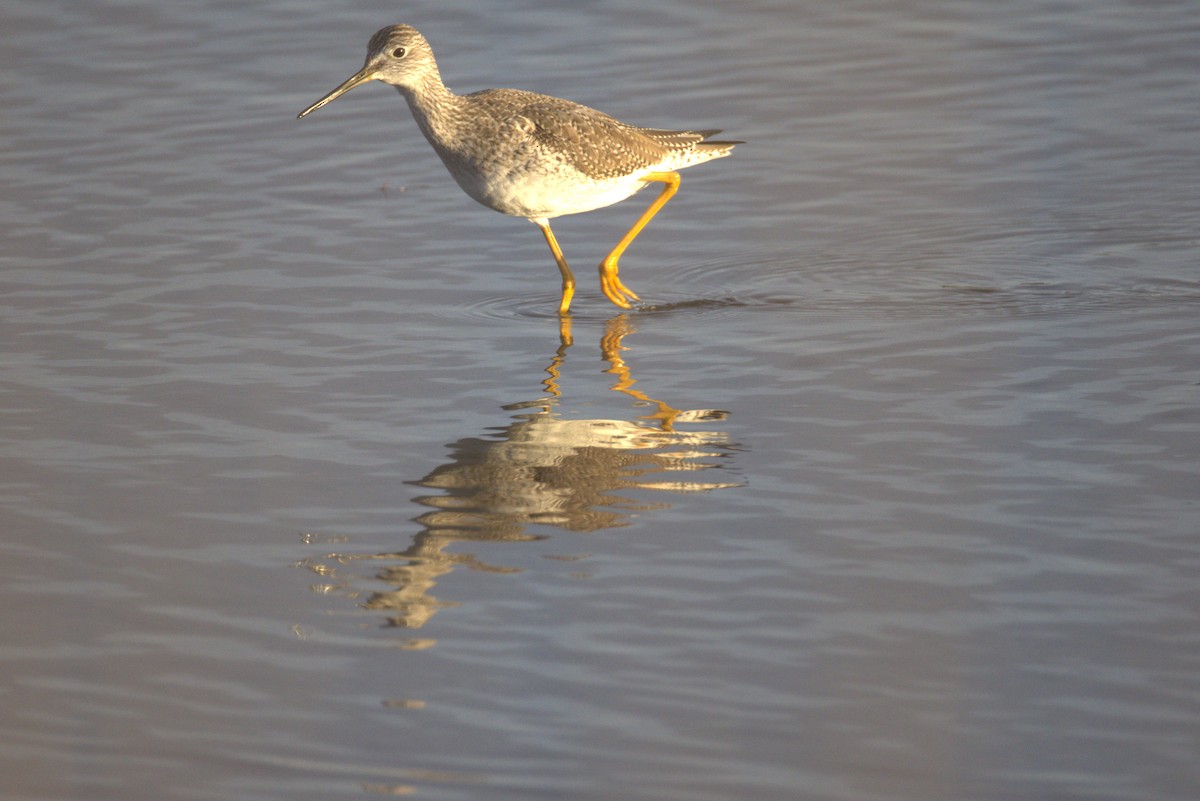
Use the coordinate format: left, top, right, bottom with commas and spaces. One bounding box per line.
3, 1, 1199, 800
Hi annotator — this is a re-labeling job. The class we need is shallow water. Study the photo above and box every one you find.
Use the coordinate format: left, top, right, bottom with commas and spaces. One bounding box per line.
3, 1, 1199, 800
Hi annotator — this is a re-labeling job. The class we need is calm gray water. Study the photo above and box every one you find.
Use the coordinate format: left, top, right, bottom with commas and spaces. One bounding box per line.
3, 1, 1199, 800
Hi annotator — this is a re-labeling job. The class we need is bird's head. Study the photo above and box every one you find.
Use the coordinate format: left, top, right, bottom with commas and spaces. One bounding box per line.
298, 25, 437, 118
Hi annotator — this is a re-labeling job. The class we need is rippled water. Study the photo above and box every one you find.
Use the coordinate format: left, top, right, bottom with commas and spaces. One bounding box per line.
3, 1, 1199, 800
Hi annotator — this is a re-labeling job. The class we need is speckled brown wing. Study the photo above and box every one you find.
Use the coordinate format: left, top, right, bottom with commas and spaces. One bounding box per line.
639, 127, 742, 154
508, 101, 671, 180
636, 127, 720, 148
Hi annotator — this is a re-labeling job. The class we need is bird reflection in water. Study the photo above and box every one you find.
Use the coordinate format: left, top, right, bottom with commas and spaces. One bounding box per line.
301, 315, 741, 629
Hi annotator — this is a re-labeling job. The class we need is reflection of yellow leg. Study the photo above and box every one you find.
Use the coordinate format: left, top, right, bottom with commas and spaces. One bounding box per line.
557, 314, 574, 348
598, 171, 681, 309
541, 316, 573, 398
538, 221, 575, 315
600, 314, 682, 431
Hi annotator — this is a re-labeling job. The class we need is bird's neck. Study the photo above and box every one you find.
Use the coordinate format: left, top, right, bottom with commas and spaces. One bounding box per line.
396, 71, 470, 157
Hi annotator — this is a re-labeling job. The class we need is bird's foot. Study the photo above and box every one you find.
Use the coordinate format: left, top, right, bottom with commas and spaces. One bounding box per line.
598, 260, 640, 309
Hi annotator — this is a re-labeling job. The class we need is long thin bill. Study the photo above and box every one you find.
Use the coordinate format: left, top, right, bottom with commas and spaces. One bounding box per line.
297, 67, 375, 118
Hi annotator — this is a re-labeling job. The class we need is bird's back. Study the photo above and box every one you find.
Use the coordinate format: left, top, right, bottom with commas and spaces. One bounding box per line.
409, 87, 736, 219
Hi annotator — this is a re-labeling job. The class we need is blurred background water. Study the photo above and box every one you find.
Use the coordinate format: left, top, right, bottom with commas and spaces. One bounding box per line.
2, 1, 1199, 799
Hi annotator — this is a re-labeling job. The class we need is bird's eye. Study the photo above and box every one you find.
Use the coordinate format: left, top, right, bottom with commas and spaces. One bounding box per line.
392, 46, 407, 58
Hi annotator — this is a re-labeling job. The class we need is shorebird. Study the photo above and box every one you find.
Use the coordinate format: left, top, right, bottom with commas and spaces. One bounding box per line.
298, 24, 738, 314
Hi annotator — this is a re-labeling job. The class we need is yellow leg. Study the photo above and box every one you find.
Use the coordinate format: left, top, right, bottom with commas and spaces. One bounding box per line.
538, 221, 575, 315
598, 171, 681, 309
